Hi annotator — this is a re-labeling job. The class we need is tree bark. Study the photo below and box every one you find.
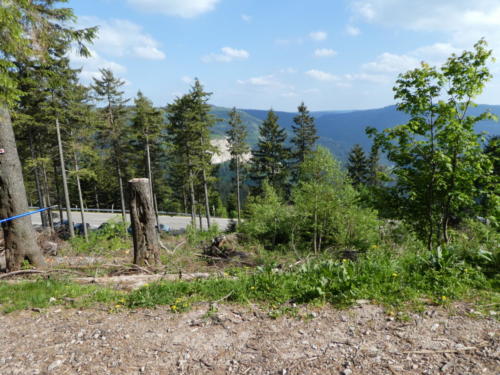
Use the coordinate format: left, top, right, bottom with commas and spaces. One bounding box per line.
29, 133, 47, 227
73, 151, 88, 241
52, 161, 64, 223
41, 164, 54, 231
0, 105, 46, 271
236, 156, 241, 225
202, 168, 211, 228
145, 139, 159, 230
55, 117, 74, 237
116, 161, 126, 224
188, 169, 197, 229
128, 178, 160, 266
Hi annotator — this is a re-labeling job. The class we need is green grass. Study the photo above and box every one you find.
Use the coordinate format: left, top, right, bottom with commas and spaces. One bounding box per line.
1, 236, 498, 315
126, 248, 498, 312
0, 279, 121, 313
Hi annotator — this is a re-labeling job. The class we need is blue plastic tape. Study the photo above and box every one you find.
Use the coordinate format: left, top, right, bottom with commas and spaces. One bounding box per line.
0, 206, 54, 225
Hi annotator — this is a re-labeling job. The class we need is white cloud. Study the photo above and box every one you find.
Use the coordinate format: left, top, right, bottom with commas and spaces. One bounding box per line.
69, 49, 127, 82
362, 52, 419, 73
314, 48, 337, 57
346, 25, 361, 36
362, 43, 463, 76
237, 75, 278, 86
79, 17, 165, 60
202, 47, 250, 63
344, 73, 388, 84
127, 0, 219, 18
305, 69, 339, 82
350, 0, 500, 50
241, 14, 252, 23
309, 31, 328, 41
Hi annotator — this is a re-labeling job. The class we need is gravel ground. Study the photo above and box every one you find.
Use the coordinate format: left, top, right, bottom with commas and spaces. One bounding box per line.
0, 303, 498, 375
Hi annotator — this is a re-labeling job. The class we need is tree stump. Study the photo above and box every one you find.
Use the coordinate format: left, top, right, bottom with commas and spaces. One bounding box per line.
128, 178, 160, 267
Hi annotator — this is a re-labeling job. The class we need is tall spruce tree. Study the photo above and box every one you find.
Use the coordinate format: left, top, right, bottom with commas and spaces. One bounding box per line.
226, 107, 249, 224
130, 91, 165, 224
291, 102, 318, 164
189, 80, 217, 228
251, 109, 290, 193
92, 69, 130, 223
167, 79, 216, 228
0, 0, 95, 271
347, 144, 369, 186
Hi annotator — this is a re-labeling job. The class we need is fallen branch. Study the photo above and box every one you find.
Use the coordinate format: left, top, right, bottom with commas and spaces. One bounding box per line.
0, 269, 46, 279
402, 346, 479, 355
172, 240, 186, 253
159, 239, 171, 253
130, 263, 155, 275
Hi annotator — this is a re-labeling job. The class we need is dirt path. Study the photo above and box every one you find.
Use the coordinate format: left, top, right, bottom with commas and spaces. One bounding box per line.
0, 303, 498, 375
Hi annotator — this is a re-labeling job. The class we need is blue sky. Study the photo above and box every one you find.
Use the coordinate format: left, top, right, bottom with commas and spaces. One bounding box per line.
69, 0, 500, 111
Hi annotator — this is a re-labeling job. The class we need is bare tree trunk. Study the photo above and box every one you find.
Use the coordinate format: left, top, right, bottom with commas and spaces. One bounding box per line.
182, 188, 187, 214
188, 169, 197, 229
202, 168, 211, 228
55, 117, 74, 238
40, 164, 54, 231
52, 161, 64, 223
128, 178, 160, 266
116, 161, 126, 224
29, 133, 47, 227
236, 157, 242, 225
145, 140, 159, 230
198, 205, 203, 230
94, 185, 100, 209
0, 105, 46, 271
73, 151, 88, 241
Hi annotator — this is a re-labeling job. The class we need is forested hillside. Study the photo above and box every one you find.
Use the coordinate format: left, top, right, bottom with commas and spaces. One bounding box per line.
211, 105, 500, 160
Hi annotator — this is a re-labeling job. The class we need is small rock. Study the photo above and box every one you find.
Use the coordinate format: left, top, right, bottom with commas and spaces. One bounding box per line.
49, 297, 56, 303
48, 360, 63, 372
431, 323, 439, 332
441, 361, 453, 372
356, 299, 370, 305
342, 369, 352, 375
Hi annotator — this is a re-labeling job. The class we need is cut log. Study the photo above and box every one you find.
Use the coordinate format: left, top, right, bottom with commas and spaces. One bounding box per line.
128, 178, 160, 267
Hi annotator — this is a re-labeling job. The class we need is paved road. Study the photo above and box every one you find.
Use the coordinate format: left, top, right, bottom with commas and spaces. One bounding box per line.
30, 211, 233, 231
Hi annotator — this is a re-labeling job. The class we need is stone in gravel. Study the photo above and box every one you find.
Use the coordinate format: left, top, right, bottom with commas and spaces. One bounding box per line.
48, 359, 63, 372
342, 369, 352, 375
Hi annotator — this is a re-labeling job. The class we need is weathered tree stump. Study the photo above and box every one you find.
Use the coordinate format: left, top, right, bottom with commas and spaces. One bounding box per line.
128, 178, 160, 267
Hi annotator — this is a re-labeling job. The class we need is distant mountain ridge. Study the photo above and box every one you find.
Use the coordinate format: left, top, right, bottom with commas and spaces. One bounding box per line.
210, 104, 500, 161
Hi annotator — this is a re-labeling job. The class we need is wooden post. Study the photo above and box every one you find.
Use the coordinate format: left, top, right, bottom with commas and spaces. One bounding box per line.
128, 178, 160, 266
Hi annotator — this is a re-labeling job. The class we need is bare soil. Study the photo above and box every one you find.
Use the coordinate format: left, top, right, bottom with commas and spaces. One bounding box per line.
0, 303, 498, 375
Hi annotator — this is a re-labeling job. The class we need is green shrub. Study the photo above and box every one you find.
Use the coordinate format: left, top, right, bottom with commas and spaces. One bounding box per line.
69, 218, 130, 255
240, 148, 380, 253
239, 181, 294, 250
186, 223, 221, 246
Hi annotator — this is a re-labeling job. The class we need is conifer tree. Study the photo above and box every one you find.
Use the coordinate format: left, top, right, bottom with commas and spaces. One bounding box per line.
130, 91, 165, 224
167, 79, 216, 228
92, 69, 130, 223
347, 144, 369, 186
291, 102, 318, 164
251, 109, 290, 193
0, 0, 95, 270
226, 107, 250, 224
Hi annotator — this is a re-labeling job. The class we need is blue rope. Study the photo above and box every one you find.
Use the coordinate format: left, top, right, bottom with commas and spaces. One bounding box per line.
0, 206, 54, 225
